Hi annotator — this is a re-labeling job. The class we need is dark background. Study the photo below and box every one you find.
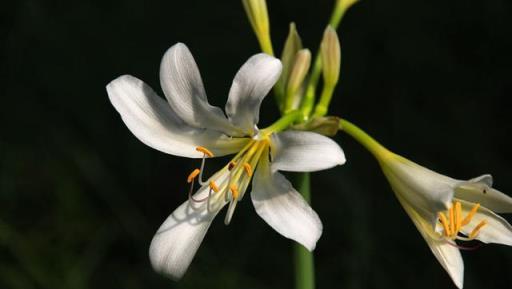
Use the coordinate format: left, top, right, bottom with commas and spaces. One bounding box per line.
2, 0, 512, 288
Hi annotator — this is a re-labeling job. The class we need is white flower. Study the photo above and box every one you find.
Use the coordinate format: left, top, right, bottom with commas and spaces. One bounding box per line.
106, 43, 346, 279
380, 151, 512, 289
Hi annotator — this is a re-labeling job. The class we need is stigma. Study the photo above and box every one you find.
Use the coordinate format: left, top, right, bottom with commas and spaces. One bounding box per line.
438, 201, 487, 241
181, 141, 269, 223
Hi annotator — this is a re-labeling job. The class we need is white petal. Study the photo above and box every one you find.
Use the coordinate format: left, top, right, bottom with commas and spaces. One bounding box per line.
396, 194, 464, 289
149, 170, 229, 279
225, 54, 282, 133
251, 152, 322, 250
381, 156, 457, 225
454, 175, 512, 213
270, 131, 345, 172
458, 200, 512, 245
160, 43, 242, 135
107, 75, 249, 158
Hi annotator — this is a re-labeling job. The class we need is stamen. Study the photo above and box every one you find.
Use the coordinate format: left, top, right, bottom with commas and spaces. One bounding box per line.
230, 184, 239, 199
449, 205, 455, 237
439, 212, 451, 237
469, 220, 487, 239
196, 146, 214, 157
461, 203, 480, 226
187, 169, 200, 183
209, 181, 220, 193
243, 163, 253, 177
455, 201, 462, 235
228, 161, 237, 170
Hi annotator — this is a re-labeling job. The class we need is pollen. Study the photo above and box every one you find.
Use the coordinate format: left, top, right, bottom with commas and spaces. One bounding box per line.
438, 212, 451, 237
469, 220, 487, 239
209, 181, 220, 193
187, 169, 201, 183
196, 146, 214, 157
438, 201, 486, 241
461, 203, 480, 226
243, 163, 253, 177
230, 184, 239, 199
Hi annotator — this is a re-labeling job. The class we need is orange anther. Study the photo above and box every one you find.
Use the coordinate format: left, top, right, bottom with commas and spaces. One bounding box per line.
187, 169, 201, 183
243, 163, 253, 177
469, 220, 487, 239
461, 203, 480, 226
196, 146, 214, 157
209, 181, 220, 193
439, 212, 451, 237
230, 184, 239, 199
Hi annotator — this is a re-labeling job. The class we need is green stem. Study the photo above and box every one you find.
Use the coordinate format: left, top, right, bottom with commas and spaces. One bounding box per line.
294, 172, 315, 289
312, 85, 335, 117
338, 118, 392, 160
260, 110, 303, 134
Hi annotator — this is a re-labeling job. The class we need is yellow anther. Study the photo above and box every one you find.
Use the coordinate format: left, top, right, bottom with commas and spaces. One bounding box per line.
243, 163, 253, 177
228, 161, 237, 170
454, 202, 462, 235
439, 212, 451, 237
230, 184, 239, 199
209, 181, 220, 193
196, 146, 214, 157
449, 205, 455, 237
469, 220, 487, 239
187, 169, 201, 183
461, 203, 480, 226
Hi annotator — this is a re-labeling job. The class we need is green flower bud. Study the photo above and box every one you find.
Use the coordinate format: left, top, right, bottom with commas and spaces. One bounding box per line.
320, 26, 341, 88
242, 0, 273, 55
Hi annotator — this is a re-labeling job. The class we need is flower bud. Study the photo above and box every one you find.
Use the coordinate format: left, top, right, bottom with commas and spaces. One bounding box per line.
279, 23, 303, 93
242, 0, 273, 55
285, 49, 311, 111
320, 26, 341, 88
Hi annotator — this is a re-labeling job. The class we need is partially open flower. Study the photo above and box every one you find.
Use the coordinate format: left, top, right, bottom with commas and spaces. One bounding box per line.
107, 43, 346, 279
380, 147, 512, 289
340, 119, 512, 289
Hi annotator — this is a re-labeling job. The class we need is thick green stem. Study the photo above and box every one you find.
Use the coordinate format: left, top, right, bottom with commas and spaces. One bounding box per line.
260, 110, 303, 134
294, 173, 315, 289
338, 118, 392, 160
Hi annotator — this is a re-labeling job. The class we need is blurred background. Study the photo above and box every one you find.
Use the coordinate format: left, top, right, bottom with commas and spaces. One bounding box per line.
2, 0, 512, 288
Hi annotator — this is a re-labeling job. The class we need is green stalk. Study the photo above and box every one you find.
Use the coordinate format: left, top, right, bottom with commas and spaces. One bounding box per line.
294, 172, 315, 289
338, 118, 392, 160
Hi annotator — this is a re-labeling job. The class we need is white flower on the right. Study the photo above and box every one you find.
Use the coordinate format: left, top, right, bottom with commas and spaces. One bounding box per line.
379, 150, 512, 289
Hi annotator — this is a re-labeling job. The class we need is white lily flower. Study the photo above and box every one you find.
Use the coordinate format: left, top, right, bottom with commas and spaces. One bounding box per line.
106, 43, 346, 280
340, 119, 512, 289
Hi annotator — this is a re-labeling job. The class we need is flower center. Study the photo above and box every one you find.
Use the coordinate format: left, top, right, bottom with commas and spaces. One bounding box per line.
185, 139, 270, 224
437, 201, 487, 241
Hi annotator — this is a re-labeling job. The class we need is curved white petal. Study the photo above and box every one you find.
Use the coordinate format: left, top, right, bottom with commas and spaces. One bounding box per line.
458, 200, 512, 246
251, 152, 322, 251
160, 43, 242, 135
270, 131, 345, 172
381, 156, 457, 225
107, 75, 249, 158
455, 175, 512, 213
225, 54, 282, 133
149, 170, 229, 279
396, 194, 464, 289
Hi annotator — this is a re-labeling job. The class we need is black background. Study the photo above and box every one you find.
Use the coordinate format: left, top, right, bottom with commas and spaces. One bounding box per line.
2, 0, 512, 288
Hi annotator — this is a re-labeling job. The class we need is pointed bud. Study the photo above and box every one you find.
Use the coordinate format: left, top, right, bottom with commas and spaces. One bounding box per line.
321, 26, 341, 88
242, 0, 273, 55
284, 49, 311, 112
278, 23, 303, 93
